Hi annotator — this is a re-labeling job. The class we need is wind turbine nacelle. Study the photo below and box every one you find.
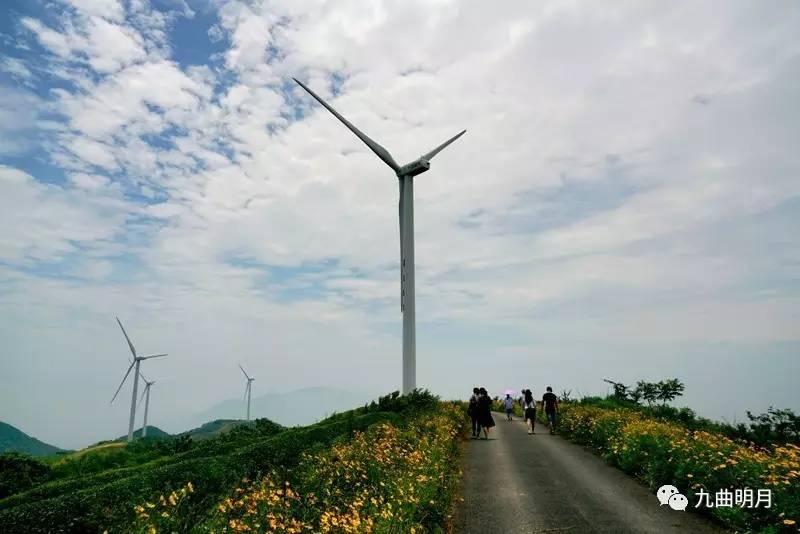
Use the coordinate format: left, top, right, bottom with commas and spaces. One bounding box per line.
398, 159, 430, 177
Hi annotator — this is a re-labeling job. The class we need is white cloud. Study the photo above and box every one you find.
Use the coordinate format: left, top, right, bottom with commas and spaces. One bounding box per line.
0, 87, 42, 155
69, 172, 111, 190
22, 15, 146, 74
64, 0, 125, 22
83, 16, 147, 73
66, 137, 119, 170
0, 57, 33, 82
0, 165, 130, 263
223, 6, 274, 71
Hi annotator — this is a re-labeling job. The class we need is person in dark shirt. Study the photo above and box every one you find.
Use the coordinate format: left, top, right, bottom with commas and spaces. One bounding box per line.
477, 387, 495, 439
542, 386, 559, 434
467, 387, 480, 439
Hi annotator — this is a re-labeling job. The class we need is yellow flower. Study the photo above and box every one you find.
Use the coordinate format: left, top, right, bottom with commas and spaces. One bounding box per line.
783, 519, 796, 526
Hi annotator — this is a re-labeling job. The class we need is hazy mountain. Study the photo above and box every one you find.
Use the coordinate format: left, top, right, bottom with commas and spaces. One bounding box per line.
179, 419, 249, 440
0, 421, 65, 456
190, 387, 379, 429
115, 426, 171, 441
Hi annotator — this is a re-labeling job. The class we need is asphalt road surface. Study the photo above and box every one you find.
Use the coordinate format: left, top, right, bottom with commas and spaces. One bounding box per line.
454, 413, 726, 533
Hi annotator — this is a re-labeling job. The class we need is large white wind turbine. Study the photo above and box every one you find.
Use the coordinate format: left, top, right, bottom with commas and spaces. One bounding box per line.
293, 78, 466, 394
137, 371, 156, 438
111, 317, 167, 442
239, 364, 255, 421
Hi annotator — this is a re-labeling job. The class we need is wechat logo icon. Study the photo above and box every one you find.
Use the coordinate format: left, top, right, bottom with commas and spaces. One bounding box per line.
657, 485, 688, 511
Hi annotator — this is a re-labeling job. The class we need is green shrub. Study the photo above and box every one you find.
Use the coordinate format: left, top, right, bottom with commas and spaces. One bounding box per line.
559, 403, 800, 532
0, 454, 52, 499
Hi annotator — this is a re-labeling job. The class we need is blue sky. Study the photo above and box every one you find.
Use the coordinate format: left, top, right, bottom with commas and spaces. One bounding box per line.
0, 0, 798, 449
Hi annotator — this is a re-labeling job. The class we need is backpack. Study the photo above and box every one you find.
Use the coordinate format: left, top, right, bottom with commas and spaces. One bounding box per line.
468, 395, 478, 415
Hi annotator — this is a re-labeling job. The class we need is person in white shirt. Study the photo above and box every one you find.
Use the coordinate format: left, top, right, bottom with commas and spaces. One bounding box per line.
503, 394, 515, 421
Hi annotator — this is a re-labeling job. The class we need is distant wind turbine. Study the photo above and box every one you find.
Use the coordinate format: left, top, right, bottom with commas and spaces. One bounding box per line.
239, 364, 255, 421
111, 317, 167, 442
137, 371, 156, 438
292, 77, 466, 394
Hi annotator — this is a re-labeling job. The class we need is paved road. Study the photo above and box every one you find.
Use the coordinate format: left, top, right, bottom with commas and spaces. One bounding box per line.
454, 413, 726, 533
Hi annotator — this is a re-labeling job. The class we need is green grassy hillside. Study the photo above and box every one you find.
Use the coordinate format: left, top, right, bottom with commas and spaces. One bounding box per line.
0, 391, 464, 533
0, 422, 65, 457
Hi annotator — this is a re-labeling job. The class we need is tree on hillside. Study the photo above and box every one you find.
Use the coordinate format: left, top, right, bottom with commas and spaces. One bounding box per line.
636, 380, 659, 406
747, 407, 800, 444
656, 378, 685, 405
603, 379, 630, 401
602, 378, 685, 407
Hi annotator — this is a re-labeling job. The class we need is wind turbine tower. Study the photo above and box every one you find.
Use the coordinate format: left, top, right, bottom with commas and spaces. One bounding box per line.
239, 364, 255, 421
111, 317, 167, 442
138, 371, 156, 438
293, 77, 466, 394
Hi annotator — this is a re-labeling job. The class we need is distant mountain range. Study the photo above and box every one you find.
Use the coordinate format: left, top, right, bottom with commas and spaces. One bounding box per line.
188, 387, 378, 429
1, 387, 379, 455
0, 421, 65, 456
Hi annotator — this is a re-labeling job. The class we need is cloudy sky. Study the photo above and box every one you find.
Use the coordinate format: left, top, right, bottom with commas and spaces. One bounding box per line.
1, 0, 798, 449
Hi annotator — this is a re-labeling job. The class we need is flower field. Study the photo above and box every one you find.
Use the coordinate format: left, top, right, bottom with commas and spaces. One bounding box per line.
559, 403, 800, 532
134, 401, 466, 533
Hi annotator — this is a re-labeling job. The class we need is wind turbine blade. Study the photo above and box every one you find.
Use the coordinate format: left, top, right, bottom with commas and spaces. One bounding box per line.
116, 317, 137, 358
420, 129, 467, 161
243, 381, 250, 400
138, 384, 148, 408
238, 364, 251, 380
141, 353, 167, 360
292, 77, 401, 172
111, 361, 136, 404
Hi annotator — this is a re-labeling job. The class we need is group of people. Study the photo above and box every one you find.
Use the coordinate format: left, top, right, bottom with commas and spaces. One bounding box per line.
497, 386, 561, 435
466, 387, 496, 439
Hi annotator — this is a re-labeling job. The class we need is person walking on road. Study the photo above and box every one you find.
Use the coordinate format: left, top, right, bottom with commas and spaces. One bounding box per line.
467, 387, 480, 439
503, 394, 514, 421
523, 389, 537, 435
542, 386, 559, 434
477, 387, 495, 439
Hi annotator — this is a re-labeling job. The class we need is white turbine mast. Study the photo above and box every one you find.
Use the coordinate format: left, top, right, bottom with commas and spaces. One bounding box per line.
110, 317, 167, 442
292, 77, 466, 394
239, 364, 255, 421
137, 371, 156, 438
